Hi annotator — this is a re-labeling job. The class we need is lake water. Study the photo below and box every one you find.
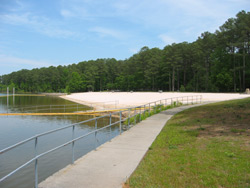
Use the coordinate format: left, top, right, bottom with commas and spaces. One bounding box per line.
0, 94, 120, 188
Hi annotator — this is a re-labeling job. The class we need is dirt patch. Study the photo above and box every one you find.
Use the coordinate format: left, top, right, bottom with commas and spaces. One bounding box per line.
196, 124, 250, 138
186, 123, 250, 151
122, 183, 130, 188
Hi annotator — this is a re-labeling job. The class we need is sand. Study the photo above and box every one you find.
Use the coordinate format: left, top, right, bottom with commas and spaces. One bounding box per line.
61, 92, 249, 110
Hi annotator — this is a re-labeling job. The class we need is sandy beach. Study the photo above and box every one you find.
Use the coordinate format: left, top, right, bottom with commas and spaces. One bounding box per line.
61, 92, 250, 110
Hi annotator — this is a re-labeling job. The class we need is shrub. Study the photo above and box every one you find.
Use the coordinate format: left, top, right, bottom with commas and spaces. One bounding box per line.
180, 85, 185, 92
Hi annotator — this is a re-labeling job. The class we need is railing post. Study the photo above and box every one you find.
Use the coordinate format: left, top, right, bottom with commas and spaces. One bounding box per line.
187, 96, 188, 104
144, 105, 146, 118
35, 159, 38, 188
72, 125, 75, 164
7, 87, 9, 113
192, 96, 193, 104
119, 111, 122, 135
128, 108, 131, 128
95, 119, 97, 150
138, 106, 141, 123
34, 137, 38, 188
149, 103, 151, 116
109, 113, 112, 141
134, 107, 136, 125
154, 102, 156, 114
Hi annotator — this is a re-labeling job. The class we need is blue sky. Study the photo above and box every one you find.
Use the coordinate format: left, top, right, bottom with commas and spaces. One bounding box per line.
0, 0, 250, 76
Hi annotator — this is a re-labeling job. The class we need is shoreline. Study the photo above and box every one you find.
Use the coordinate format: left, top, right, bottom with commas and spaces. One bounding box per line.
42, 93, 67, 96
60, 95, 120, 111
60, 95, 98, 110
60, 92, 250, 111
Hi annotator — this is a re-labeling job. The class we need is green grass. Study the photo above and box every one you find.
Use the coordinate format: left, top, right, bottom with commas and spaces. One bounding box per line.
126, 97, 250, 188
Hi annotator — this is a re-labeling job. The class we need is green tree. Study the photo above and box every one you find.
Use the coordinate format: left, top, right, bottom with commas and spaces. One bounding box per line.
215, 72, 233, 92
1, 10, 249, 93
66, 72, 86, 93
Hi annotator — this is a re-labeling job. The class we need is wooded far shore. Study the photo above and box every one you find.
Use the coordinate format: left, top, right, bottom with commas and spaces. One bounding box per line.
1, 11, 249, 94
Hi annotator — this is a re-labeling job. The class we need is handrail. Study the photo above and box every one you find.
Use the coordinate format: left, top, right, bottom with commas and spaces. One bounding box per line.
0, 95, 202, 188
0, 110, 122, 154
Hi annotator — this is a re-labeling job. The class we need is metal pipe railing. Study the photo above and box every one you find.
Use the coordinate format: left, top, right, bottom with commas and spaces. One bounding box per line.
0, 95, 202, 188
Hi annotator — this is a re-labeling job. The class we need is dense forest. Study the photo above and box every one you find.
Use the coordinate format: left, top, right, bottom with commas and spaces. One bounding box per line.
1, 11, 250, 93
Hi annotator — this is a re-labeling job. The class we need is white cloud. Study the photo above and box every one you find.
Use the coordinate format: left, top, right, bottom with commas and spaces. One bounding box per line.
90, 27, 125, 39
158, 34, 177, 45
0, 13, 30, 25
60, 9, 75, 18
60, 6, 91, 20
59, 1, 96, 21
167, 0, 217, 18
0, 13, 76, 39
112, 2, 130, 11
129, 48, 139, 54
0, 54, 52, 67
1, 0, 28, 12
0, 54, 56, 75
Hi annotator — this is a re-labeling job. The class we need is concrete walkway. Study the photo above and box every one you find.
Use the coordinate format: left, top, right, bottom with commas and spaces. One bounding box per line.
39, 103, 206, 188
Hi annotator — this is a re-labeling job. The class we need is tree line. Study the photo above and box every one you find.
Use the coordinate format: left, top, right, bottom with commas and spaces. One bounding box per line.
1, 10, 249, 93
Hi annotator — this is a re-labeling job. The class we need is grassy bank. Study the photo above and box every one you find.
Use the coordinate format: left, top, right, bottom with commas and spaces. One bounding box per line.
126, 98, 250, 188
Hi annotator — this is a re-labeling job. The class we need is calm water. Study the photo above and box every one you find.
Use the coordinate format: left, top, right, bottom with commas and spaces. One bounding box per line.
0, 94, 120, 188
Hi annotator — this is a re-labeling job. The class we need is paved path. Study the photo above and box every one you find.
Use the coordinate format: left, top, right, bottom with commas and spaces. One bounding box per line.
39, 103, 206, 188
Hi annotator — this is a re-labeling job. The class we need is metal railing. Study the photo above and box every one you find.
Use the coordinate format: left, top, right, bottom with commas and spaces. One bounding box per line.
0, 95, 202, 188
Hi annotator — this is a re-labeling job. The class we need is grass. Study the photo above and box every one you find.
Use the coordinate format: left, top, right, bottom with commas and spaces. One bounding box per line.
125, 97, 250, 188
